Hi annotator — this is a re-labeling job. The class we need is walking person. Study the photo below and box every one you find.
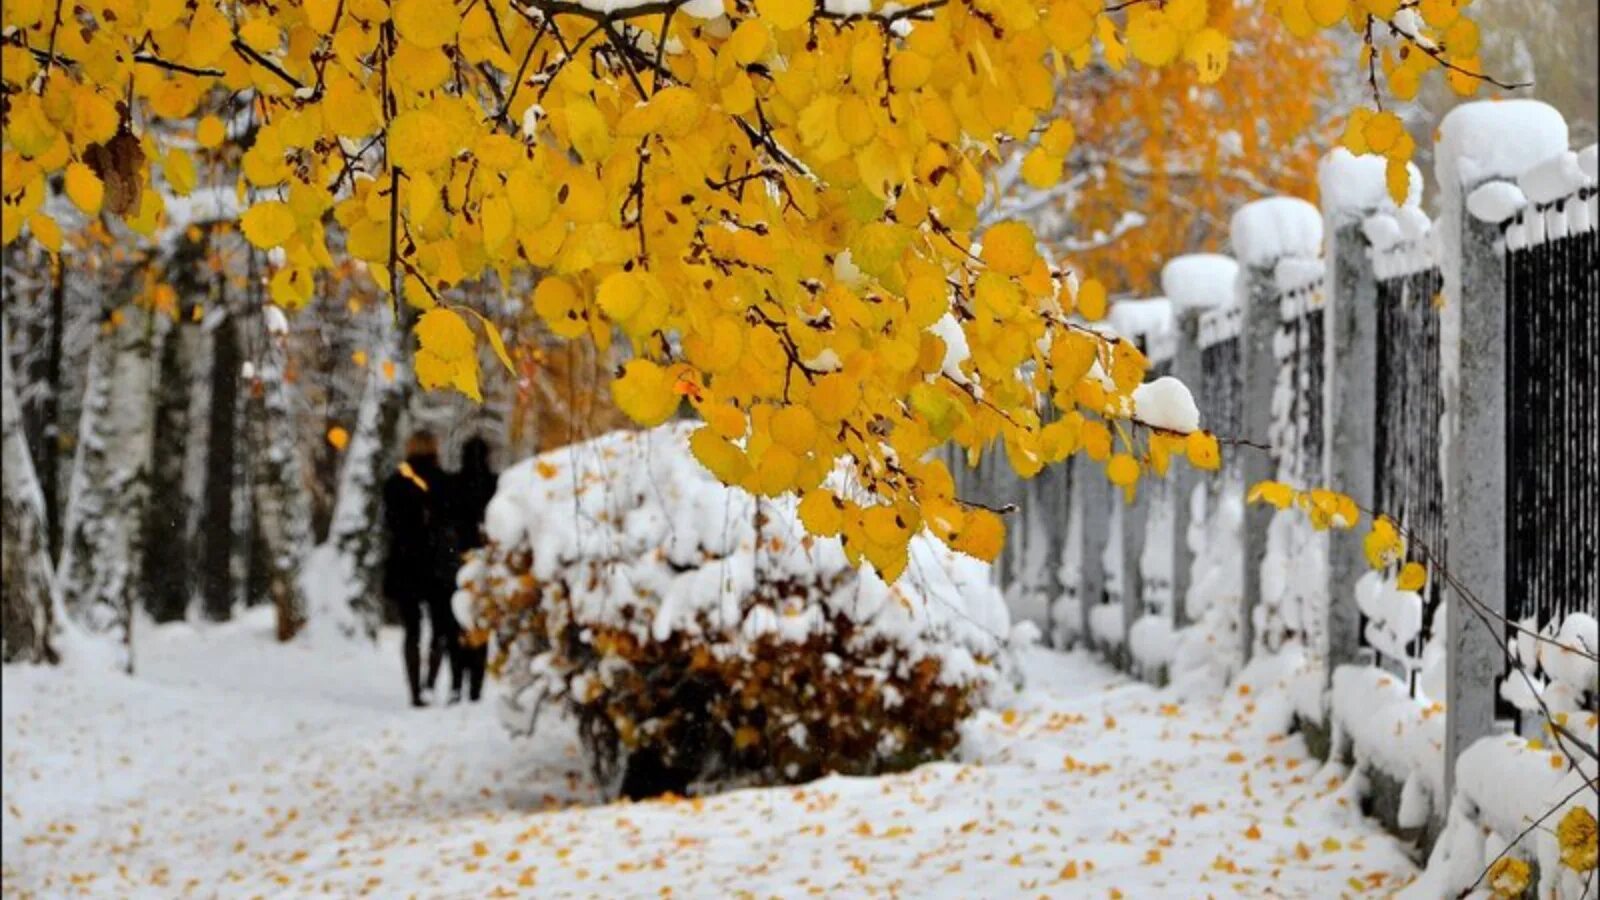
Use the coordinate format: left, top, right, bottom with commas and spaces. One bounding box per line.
445, 436, 498, 703
382, 429, 456, 707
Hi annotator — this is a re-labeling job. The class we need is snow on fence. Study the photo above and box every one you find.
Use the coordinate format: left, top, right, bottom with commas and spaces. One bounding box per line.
1232, 197, 1331, 669
973, 99, 1597, 881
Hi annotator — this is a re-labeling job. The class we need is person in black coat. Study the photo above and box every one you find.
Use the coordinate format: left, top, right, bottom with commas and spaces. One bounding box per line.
383, 430, 458, 707
445, 435, 498, 703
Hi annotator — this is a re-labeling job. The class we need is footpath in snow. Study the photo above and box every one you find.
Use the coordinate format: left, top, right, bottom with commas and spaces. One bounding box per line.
2, 610, 1417, 898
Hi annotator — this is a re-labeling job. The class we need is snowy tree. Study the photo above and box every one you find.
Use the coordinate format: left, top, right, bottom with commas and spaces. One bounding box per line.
2, 320, 60, 664
57, 302, 156, 671
303, 311, 408, 641
140, 238, 209, 623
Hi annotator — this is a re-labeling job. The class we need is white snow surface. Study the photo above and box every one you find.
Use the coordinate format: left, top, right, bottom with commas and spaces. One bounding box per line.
1131, 376, 1200, 433
2, 620, 1422, 897
1105, 297, 1173, 343
1434, 99, 1569, 192
1517, 149, 1588, 205
1317, 149, 1422, 220
1466, 180, 1527, 223
1229, 197, 1323, 266
1160, 254, 1239, 311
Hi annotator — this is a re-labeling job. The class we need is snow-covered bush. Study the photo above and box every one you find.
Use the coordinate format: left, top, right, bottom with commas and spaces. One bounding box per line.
458, 424, 1012, 798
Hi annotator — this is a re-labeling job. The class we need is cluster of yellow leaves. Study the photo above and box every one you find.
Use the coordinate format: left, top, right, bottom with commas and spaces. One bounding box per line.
1485, 855, 1531, 898
1, 0, 1479, 575
1249, 482, 1437, 590
1247, 481, 1359, 530
1558, 806, 1597, 874
1291, 0, 1491, 203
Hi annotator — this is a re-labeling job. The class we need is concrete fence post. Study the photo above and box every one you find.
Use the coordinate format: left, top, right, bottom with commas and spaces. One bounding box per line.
1118, 482, 1145, 669
1237, 260, 1277, 662
1076, 452, 1109, 650
1441, 194, 1509, 801
1169, 309, 1202, 629
1435, 99, 1569, 799
1325, 220, 1377, 687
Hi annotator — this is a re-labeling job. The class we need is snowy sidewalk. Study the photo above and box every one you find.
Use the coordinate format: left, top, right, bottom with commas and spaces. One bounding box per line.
3, 613, 1416, 898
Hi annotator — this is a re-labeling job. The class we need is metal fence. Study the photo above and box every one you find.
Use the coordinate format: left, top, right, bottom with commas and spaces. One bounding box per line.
1372, 265, 1447, 668
1504, 187, 1600, 633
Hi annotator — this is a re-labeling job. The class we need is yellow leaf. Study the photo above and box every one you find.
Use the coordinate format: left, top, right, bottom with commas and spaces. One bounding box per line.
1039, 119, 1076, 156
1385, 157, 1411, 206
1246, 480, 1296, 509
165, 148, 197, 196
533, 277, 587, 339
304, 0, 339, 32
1185, 430, 1220, 470
416, 306, 476, 361
196, 116, 226, 149
1107, 453, 1139, 486
756, 0, 811, 31
388, 110, 452, 173
241, 201, 297, 248
980, 220, 1037, 277
689, 426, 750, 483
327, 426, 350, 450
459, 307, 515, 375
1076, 278, 1107, 321
1307, 0, 1348, 27
1486, 857, 1531, 898
1364, 516, 1405, 569
1339, 108, 1374, 155
1183, 28, 1229, 84
65, 163, 104, 216
954, 507, 1004, 562
1362, 110, 1403, 155
394, 0, 459, 49
1396, 561, 1426, 592
798, 489, 845, 537
26, 213, 61, 252
1556, 806, 1597, 873
770, 404, 818, 453
1126, 9, 1181, 67
611, 359, 682, 427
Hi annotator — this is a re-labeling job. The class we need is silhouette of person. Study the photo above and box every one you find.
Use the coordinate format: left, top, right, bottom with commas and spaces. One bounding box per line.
382, 430, 458, 707
445, 435, 498, 703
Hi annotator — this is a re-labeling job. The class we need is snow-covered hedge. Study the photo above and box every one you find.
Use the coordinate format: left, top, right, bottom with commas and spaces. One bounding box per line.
457, 423, 1012, 797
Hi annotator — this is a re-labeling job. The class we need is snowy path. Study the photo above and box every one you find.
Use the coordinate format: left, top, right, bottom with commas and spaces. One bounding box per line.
3, 612, 1417, 898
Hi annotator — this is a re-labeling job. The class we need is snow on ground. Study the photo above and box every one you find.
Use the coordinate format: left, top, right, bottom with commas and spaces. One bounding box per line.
3, 611, 1417, 898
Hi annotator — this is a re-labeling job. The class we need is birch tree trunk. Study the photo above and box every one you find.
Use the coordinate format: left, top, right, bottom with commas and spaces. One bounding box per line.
304, 313, 408, 642
58, 308, 157, 672
3, 324, 60, 664
247, 316, 315, 642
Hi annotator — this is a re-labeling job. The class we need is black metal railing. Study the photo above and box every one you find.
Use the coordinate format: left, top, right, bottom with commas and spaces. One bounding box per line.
1505, 189, 1600, 634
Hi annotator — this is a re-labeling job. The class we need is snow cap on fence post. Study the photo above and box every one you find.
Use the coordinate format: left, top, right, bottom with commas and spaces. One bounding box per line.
1230, 197, 1324, 663
1317, 150, 1392, 703
1162, 254, 1240, 630
1435, 99, 1569, 801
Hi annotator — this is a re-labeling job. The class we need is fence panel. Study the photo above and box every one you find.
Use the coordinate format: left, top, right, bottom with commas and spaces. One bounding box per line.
1503, 184, 1600, 639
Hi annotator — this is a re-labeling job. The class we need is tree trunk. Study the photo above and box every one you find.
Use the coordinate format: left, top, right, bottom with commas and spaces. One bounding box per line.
141, 312, 196, 622
58, 307, 156, 673
246, 333, 315, 641
3, 323, 60, 664
199, 303, 241, 621
307, 314, 408, 642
